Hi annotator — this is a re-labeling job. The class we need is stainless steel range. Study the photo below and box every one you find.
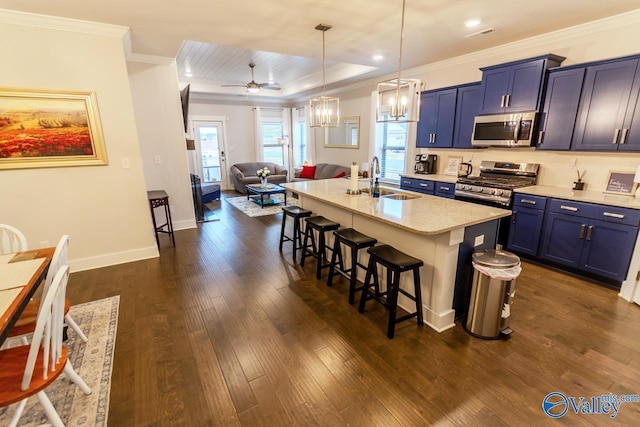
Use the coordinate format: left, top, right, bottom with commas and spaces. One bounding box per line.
455, 161, 539, 208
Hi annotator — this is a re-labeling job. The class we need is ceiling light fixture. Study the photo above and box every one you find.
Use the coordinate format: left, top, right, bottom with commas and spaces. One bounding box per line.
310, 24, 340, 128
465, 18, 481, 27
373, 54, 384, 61
376, 0, 423, 123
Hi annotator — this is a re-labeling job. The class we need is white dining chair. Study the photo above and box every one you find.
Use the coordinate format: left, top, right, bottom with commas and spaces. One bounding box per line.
0, 224, 27, 255
9, 235, 89, 343
0, 264, 91, 427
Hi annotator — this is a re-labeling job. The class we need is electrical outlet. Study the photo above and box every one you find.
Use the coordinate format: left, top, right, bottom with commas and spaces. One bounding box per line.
474, 234, 485, 247
153, 155, 161, 165
121, 157, 131, 169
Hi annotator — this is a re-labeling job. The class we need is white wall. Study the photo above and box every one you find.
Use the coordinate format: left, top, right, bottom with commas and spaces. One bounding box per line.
127, 60, 196, 230
0, 20, 158, 271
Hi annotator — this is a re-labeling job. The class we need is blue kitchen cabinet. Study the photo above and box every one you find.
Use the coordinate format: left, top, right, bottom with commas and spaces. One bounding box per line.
572, 58, 640, 151
452, 83, 480, 148
506, 194, 547, 256
400, 177, 434, 194
539, 199, 640, 282
537, 67, 585, 150
434, 181, 455, 199
478, 55, 564, 115
416, 88, 457, 148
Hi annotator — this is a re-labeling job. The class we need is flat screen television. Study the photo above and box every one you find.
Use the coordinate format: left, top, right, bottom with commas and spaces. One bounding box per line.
179, 84, 190, 133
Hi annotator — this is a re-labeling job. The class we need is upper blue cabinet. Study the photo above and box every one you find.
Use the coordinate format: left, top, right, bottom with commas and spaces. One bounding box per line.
572, 57, 640, 151
416, 88, 457, 148
453, 83, 481, 149
478, 54, 565, 115
537, 68, 586, 150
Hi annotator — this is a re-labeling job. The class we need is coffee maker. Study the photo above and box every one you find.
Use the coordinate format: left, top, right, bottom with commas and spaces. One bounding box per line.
414, 154, 437, 174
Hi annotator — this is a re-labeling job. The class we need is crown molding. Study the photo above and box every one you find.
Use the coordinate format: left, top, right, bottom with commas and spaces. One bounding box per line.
126, 53, 175, 66
0, 8, 129, 37
293, 8, 640, 102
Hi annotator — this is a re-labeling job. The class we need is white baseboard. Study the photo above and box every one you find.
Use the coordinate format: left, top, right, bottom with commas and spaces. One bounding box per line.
70, 245, 159, 272
173, 218, 197, 230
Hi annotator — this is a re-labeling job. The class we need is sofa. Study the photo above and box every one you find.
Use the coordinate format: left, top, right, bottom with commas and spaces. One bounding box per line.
230, 162, 288, 194
292, 163, 354, 182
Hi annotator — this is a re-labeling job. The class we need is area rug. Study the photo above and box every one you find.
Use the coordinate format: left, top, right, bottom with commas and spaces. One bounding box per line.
0, 295, 119, 427
226, 194, 299, 217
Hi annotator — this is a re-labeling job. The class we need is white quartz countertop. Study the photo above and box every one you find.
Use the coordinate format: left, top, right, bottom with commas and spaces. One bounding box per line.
515, 185, 640, 210
400, 173, 459, 183
283, 179, 510, 235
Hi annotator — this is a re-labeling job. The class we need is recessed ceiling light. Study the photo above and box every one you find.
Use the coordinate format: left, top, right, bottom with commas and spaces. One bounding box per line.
465, 18, 481, 28
185, 72, 193, 77
372, 54, 384, 61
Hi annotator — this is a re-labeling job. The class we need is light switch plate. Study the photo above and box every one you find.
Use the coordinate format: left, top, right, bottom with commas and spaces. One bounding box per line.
121, 157, 131, 169
474, 234, 485, 247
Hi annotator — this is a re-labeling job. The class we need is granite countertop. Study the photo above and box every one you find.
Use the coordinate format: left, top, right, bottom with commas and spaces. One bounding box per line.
400, 173, 459, 183
516, 185, 640, 210
283, 179, 510, 235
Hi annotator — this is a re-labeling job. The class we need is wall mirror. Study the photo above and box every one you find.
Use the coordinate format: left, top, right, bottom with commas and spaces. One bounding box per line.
324, 116, 359, 148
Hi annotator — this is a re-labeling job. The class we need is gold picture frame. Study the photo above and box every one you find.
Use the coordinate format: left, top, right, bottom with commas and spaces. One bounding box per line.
0, 87, 107, 170
603, 170, 637, 196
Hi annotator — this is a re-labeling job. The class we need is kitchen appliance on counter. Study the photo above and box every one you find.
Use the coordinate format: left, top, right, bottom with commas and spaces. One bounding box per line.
414, 154, 437, 174
455, 160, 539, 208
471, 112, 538, 147
458, 162, 473, 177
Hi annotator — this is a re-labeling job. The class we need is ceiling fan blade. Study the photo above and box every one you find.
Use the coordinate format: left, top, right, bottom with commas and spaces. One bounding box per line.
261, 85, 281, 91
221, 84, 248, 88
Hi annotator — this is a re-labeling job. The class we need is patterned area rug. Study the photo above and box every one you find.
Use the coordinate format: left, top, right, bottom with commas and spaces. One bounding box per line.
0, 296, 119, 426
226, 194, 299, 217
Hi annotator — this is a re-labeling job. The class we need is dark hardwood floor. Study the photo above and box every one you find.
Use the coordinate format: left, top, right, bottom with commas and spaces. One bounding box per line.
68, 191, 640, 426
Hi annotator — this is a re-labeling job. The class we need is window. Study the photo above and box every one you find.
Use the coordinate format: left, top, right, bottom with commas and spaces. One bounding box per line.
261, 121, 285, 165
292, 108, 308, 167
379, 114, 408, 181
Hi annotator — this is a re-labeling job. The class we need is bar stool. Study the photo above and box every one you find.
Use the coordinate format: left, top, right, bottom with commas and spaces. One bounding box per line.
279, 205, 312, 260
327, 228, 377, 304
358, 244, 424, 339
300, 216, 340, 279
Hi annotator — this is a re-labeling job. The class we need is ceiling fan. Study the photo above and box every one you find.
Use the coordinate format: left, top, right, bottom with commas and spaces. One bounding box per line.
221, 63, 281, 93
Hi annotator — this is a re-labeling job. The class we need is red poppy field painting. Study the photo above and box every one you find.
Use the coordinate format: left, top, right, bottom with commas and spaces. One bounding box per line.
0, 88, 107, 170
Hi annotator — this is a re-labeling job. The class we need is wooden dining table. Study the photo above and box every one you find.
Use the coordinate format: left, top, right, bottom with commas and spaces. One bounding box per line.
0, 247, 54, 346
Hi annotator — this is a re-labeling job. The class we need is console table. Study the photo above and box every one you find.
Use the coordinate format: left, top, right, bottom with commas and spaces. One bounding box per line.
147, 190, 176, 247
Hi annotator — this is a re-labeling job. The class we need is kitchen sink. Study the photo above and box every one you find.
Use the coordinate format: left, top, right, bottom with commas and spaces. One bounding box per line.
381, 193, 420, 200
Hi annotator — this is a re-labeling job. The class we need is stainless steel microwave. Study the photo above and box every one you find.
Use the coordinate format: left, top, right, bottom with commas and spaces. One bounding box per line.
471, 112, 537, 147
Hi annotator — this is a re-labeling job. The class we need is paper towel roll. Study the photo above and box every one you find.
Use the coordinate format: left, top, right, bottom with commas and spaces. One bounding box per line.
350, 163, 359, 191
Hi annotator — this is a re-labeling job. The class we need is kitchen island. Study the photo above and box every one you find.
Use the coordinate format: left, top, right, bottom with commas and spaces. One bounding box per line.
282, 179, 511, 332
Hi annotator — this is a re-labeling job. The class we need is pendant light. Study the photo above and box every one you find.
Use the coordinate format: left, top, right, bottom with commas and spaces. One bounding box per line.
310, 24, 340, 128
376, 0, 423, 123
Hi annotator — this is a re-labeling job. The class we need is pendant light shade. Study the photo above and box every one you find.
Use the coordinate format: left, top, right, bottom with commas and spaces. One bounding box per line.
376, 0, 423, 123
310, 24, 340, 128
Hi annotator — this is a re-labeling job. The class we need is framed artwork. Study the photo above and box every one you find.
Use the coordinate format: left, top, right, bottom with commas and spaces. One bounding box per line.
604, 170, 637, 196
0, 87, 107, 170
444, 156, 463, 176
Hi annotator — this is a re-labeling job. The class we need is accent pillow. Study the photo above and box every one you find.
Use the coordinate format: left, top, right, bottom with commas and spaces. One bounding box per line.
333, 171, 346, 178
299, 165, 316, 179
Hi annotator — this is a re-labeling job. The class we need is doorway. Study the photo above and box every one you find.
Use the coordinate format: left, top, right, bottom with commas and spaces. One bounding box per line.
192, 120, 227, 188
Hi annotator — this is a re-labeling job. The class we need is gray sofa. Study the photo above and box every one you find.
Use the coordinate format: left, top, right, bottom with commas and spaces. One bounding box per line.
292, 163, 353, 182
230, 162, 288, 194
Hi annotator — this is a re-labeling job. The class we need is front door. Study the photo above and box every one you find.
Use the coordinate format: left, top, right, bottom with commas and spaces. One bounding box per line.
192, 120, 227, 187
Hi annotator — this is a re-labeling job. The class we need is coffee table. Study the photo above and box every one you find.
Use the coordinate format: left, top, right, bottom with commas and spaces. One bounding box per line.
245, 183, 287, 208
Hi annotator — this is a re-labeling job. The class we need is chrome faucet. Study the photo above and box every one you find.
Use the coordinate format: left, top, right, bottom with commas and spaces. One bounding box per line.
369, 156, 380, 194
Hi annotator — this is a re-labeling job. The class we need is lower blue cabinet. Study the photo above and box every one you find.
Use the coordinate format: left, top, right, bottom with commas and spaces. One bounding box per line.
506, 207, 545, 256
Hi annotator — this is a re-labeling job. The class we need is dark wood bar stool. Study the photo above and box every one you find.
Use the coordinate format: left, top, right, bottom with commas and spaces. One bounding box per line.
327, 228, 377, 304
300, 216, 340, 279
358, 244, 424, 339
279, 205, 313, 260
147, 190, 175, 248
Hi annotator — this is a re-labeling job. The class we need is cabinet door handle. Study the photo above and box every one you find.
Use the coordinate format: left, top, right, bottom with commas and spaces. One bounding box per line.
620, 128, 628, 144
512, 212, 517, 224
538, 130, 544, 144
439, 186, 450, 191
579, 224, 586, 239
432, 133, 436, 144
613, 128, 620, 144
521, 199, 537, 205
603, 212, 625, 219
561, 205, 578, 212
506, 94, 510, 107
402, 180, 411, 185
586, 225, 593, 241
500, 95, 505, 108
419, 183, 430, 187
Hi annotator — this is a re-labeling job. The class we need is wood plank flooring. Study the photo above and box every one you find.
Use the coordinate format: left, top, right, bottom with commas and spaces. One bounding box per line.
67, 192, 640, 426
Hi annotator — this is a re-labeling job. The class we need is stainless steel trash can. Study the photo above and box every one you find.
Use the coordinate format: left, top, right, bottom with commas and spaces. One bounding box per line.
464, 249, 520, 340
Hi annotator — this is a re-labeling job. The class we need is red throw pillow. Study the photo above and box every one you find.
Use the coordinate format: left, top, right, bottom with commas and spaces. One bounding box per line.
333, 171, 346, 178
299, 165, 316, 179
